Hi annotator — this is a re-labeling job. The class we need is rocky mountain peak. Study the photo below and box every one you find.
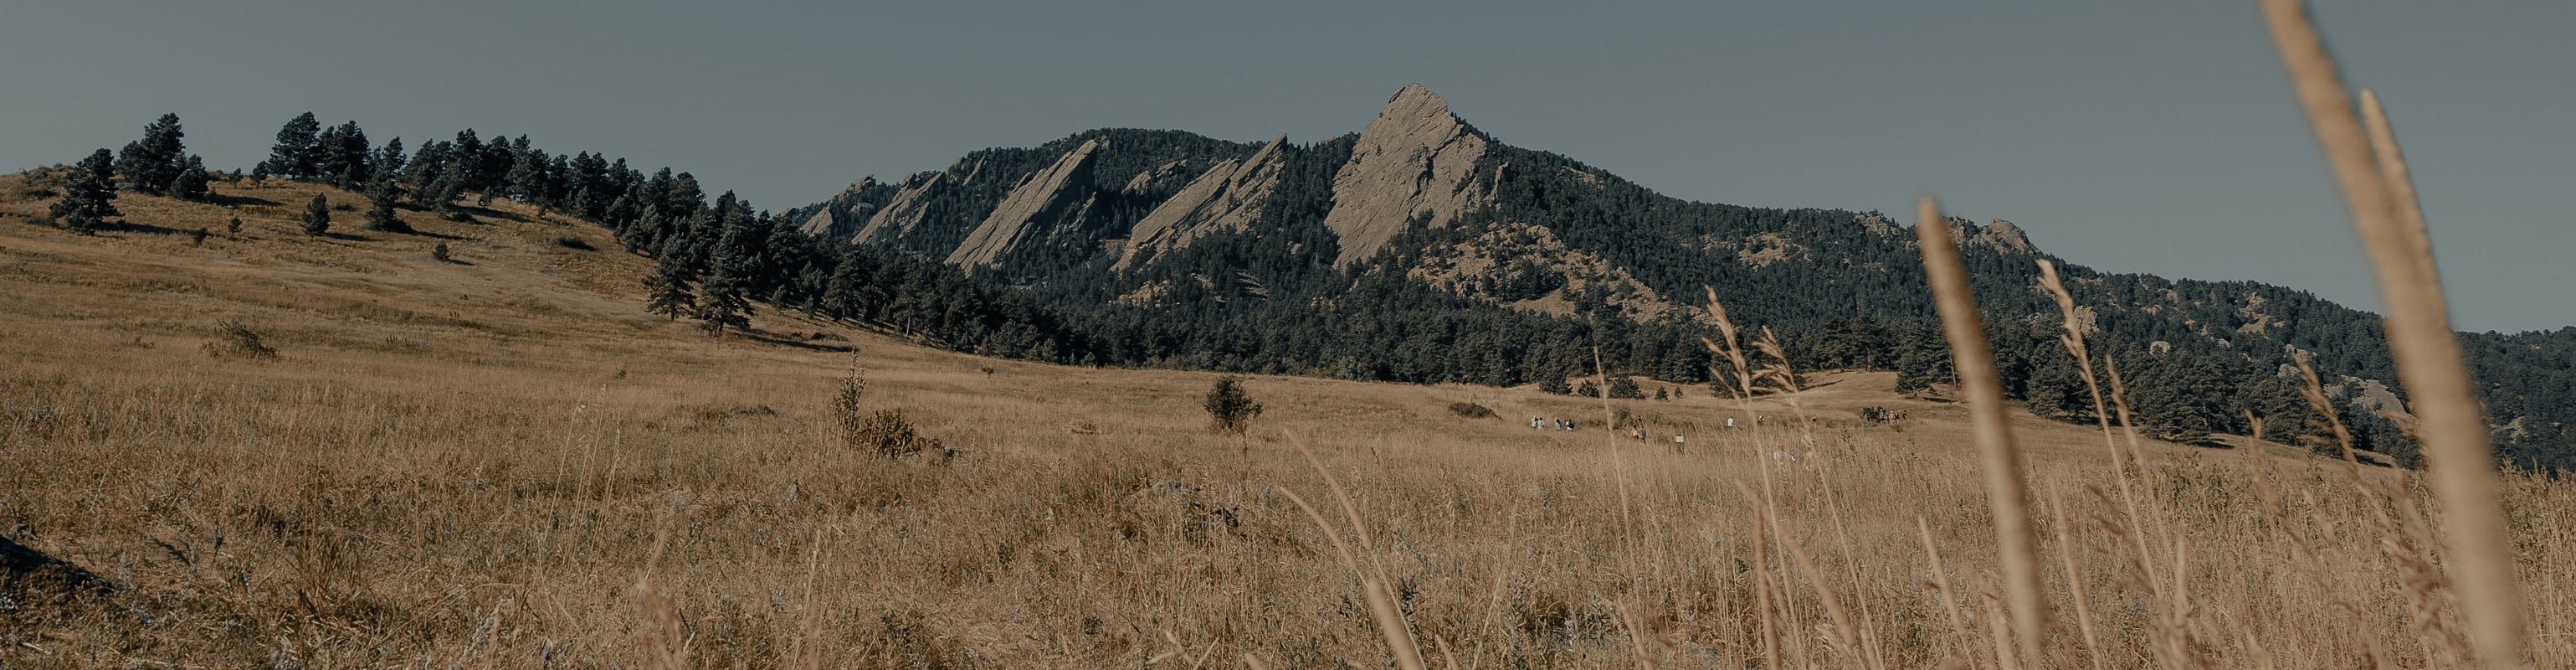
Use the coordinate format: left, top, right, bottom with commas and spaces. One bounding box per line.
1321, 84, 1495, 266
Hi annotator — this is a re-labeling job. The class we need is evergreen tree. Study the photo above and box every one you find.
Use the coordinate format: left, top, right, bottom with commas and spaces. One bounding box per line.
363, 173, 409, 233
403, 141, 448, 196
694, 250, 756, 335
114, 113, 187, 195
505, 147, 548, 201
49, 149, 121, 234
301, 193, 331, 236
1894, 321, 1954, 396
375, 137, 406, 180
327, 121, 371, 188
259, 112, 323, 179
644, 256, 697, 320
428, 159, 468, 218
167, 155, 211, 202
1203, 376, 1263, 434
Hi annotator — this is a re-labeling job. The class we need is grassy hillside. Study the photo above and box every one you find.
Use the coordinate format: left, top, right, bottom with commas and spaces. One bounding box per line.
2, 178, 2570, 667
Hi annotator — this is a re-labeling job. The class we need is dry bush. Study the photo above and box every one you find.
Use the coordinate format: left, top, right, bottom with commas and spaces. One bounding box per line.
205, 318, 276, 359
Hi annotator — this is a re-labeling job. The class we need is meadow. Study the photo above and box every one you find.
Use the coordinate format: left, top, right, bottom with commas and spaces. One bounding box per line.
4, 4, 2569, 665
2, 168, 2571, 669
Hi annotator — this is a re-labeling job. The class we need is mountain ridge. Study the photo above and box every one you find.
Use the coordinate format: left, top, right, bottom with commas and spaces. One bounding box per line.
779, 84, 2576, 469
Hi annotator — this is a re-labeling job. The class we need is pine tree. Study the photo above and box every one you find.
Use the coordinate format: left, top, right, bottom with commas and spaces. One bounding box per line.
644, 257, 697, 321
694, 250, 755, 335
301, 193, 331, 236
505, 147, 547, 202
49, 149, 121, 234
329, 121, 371, 188
428, 159, 468, 219
374, 137, 406, 181
1894, 322, 1955, 396
259, 112, 323, 179
1203, 376, 1263, 434
226, 215, 242, 235
114, 113, 187, 195
168, 154, 211, 202
363, 173, 409, 233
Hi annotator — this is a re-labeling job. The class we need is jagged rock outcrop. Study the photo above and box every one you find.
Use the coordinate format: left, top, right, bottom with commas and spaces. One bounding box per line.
947, 139, 1103, 271
797, 177, 883, 240
1321, 85, 1494, 265
854, 171, 949, 243
1970, 219, 2036, 255
1117, 136, 1289, 270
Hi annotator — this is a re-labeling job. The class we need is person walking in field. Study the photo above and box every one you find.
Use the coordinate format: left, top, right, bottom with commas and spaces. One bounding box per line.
1672, 435, 1686, 455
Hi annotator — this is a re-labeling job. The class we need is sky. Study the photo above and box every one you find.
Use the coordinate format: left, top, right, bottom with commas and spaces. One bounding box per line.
4, 1, 2571, 332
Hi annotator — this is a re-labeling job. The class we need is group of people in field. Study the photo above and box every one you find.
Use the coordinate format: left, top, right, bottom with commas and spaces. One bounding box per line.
1531, 416, 1691, 455
1859, 405, 1911, 424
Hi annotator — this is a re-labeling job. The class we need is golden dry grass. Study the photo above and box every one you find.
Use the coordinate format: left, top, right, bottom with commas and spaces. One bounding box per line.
0, 173, 2572, 669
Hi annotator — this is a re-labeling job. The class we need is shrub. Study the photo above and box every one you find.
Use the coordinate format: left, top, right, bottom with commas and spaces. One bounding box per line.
1447, 401, 1496, 419
856, 410, 946, 458
431, 242, 451, 263
833, 367, 867, 446
1204, 376, 1262, 435
554, 235, 594, 250
1575, 380, 1599, 398
209, 319, 276, 359
1608, 377, 1645, 399
1537, 374, 1571, 394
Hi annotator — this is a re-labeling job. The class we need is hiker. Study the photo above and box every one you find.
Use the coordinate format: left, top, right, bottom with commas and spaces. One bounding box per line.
1672, 435, 1686, 455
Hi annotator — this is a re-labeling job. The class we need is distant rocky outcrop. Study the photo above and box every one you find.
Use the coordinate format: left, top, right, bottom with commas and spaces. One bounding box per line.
796, 177, 884, 240
947, 139, 1103, 271
1118, 136, 1289, 270
1321, 85, 1494, 266
854, 171, 952, 244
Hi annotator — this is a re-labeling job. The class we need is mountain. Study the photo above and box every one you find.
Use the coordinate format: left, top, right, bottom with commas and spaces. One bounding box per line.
783, 84, 2576, 470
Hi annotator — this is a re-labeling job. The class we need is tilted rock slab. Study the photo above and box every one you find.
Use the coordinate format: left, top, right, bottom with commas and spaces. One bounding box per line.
1322, 84, 1492, 266
1117, 136, 1288, 270
947, 139, 1104, 271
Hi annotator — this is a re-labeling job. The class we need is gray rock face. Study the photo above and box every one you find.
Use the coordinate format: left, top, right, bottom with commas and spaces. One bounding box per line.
1321, 85, 1493, 266
946, 139, 1103, 271
1972, 219, 2035, 255
853, 172, 948, 244
1117, 136, 1289, 270
797, 177, 880, 240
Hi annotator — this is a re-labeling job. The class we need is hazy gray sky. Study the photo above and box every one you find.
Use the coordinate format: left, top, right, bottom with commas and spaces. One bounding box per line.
5, 1, 2570, 332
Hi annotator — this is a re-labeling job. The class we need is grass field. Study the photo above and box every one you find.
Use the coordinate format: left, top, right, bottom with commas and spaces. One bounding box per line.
3, 175, 2571, 668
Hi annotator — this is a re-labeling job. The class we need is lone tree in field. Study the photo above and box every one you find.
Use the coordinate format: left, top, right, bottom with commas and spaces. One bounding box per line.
49, 149, 121, 234
1204, 376, 1263, 435
301, 193, 331, 236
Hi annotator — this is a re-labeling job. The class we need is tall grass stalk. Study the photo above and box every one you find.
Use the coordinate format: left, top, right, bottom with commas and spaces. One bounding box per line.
2260, 3, 2526, 666
1914, 195, 2048, 666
